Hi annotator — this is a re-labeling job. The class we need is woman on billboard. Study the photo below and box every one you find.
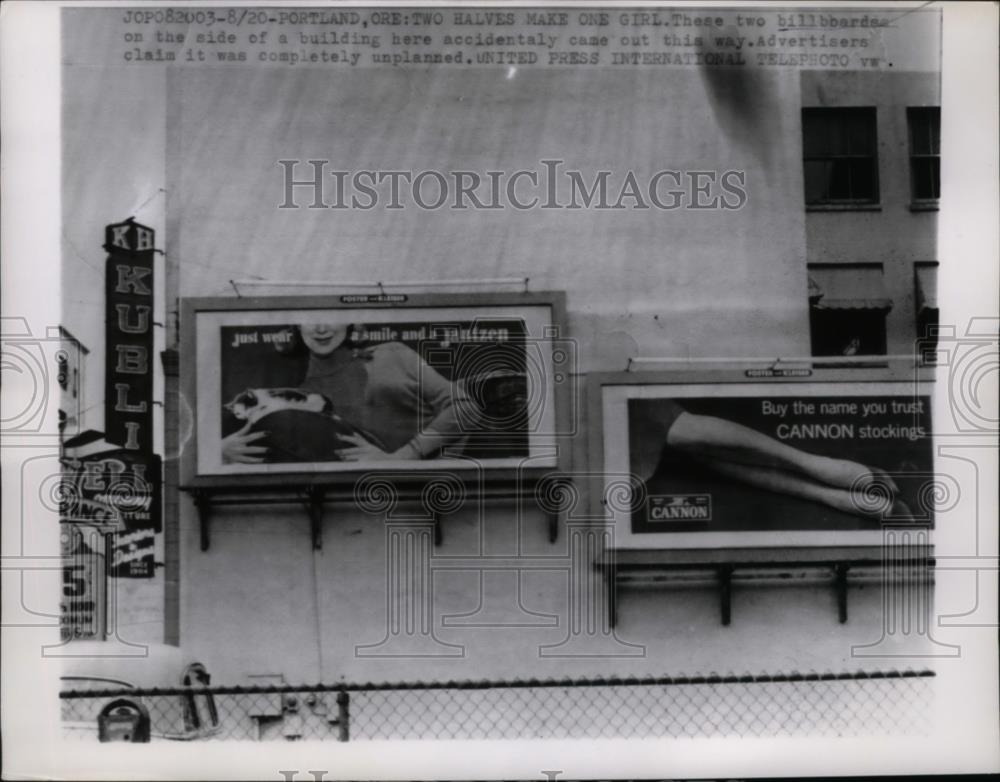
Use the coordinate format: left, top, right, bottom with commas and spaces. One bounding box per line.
221, 322, 479, 464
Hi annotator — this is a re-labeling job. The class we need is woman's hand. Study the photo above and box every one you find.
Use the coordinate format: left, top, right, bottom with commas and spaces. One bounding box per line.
337, 434, 419, 461
221, 422, 269, 464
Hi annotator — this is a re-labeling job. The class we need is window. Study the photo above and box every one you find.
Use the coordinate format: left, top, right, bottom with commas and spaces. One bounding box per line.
808, 264, 892, 358
914, 262, 939, 363
908, 107, 941, 202
810, 309, 888, 357
802, 108, 878, 205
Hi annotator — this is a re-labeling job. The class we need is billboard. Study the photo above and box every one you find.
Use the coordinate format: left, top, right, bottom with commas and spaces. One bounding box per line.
182, 293, 572, 482
590, 369, 936, 549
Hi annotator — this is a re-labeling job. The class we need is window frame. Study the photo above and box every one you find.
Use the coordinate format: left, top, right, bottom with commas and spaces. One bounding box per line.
801, 107, 880, 208
907, 106, 941, 206
914, 261, 940, 365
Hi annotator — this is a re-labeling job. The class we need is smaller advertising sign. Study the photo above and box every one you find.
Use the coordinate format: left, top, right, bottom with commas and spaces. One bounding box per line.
593, 371, 937, 549
60, 527, 107, 641
111, 527, 157, 579
61, 449, 162, 533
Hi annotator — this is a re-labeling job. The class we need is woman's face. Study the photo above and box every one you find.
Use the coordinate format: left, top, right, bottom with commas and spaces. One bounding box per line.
299, 323, 348, 356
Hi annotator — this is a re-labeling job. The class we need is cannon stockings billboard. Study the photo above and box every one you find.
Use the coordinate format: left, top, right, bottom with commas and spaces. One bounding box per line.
593, 373, 936, 549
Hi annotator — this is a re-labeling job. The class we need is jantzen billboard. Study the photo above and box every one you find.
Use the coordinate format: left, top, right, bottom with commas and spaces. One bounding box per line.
181, 292, 573, 485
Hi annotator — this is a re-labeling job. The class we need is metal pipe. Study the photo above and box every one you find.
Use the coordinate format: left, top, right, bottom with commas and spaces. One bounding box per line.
60, 668, 936, 699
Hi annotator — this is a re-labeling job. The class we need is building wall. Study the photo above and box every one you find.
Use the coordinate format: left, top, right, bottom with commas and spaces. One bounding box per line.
182, 502, 934, 684
167, 65, 936, 685
168, 65, 811, 366
801, 70, 940, 356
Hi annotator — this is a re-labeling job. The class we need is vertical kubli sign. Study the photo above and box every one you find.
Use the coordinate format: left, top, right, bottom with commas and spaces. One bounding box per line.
104, 218, 159, 578
105, 218, 155, 453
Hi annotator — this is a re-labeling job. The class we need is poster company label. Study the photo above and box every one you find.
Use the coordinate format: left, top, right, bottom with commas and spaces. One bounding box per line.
745, 368, 813, 378
339, 294, 408, 304
648, 494, 712, 522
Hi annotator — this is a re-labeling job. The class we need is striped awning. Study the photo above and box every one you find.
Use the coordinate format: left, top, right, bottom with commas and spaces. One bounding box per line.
808, 266, 893, 311
915, 265, 938, 312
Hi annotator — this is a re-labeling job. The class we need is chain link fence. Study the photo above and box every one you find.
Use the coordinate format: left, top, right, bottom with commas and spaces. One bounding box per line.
61, 669, 934, 742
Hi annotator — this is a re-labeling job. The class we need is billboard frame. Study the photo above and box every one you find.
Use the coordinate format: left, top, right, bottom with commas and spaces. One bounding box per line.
178, 291, 574, 549
586, 364, 937, 552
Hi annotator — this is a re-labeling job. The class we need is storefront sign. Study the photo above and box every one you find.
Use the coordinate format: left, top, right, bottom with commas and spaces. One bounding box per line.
61, 449, 162, 533
61, 448, 161, 579
104, 218, 155, 452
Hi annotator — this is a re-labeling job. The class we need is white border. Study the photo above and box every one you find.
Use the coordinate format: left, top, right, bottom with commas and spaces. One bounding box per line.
1, 1, 996, 779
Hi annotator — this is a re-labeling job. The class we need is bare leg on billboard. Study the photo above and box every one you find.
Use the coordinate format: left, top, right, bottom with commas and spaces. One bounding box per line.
666, 412, 899, 496
689, 457, 910, 519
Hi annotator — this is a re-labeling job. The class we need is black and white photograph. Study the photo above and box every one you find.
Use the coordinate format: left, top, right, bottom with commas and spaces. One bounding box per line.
0, 1, 997, 779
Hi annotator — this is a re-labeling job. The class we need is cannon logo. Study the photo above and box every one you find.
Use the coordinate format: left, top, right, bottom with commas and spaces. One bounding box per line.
647, 494, 712, 522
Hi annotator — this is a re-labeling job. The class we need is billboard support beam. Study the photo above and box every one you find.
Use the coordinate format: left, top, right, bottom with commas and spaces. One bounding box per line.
182, 477, 569, 552
835, 563, 851, 623
306, 487, 325, 551
604, 547, 935, 629
718, 564, 734, 626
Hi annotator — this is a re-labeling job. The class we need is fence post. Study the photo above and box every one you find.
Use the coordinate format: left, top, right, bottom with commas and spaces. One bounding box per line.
336, 690, 350, 742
